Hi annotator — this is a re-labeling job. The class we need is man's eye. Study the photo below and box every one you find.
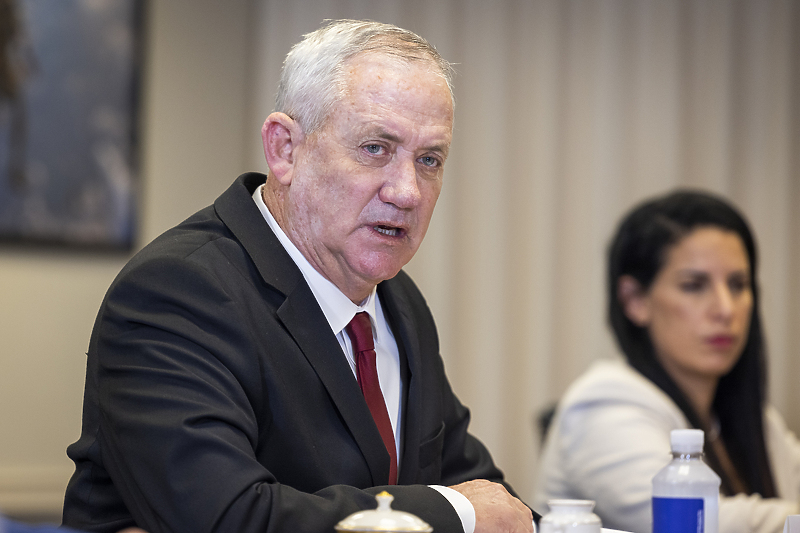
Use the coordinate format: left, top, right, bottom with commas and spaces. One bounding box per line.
364, 144, 383, 154
420, 156, 439, 167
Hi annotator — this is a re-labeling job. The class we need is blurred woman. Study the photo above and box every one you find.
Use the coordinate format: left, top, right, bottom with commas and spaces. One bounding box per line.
533, 190, 800, 533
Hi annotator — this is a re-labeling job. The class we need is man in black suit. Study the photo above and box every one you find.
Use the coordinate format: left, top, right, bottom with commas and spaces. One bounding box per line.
62, 19, 535, 533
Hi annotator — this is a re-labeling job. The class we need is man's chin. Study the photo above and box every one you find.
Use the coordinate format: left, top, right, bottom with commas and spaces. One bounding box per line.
356, 263, 406, 286
354, 250, 414, 279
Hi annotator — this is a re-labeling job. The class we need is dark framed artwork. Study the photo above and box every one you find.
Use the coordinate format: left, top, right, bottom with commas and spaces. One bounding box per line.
0, 0, 143, 250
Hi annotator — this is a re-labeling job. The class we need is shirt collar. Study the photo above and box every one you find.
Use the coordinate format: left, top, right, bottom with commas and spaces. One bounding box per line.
252, 184, 378, 335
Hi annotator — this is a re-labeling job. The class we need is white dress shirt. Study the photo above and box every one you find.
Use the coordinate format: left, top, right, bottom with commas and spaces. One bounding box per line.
252, 185, 475, 533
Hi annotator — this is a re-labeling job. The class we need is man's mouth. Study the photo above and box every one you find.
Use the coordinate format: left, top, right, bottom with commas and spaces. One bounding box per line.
374, 225, 401, 237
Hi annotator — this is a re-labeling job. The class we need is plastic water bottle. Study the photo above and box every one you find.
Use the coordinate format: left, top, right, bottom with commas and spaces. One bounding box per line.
652, 429, 721, 533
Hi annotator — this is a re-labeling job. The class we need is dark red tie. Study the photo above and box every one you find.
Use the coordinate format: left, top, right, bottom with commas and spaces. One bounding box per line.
345, 312, 398, 485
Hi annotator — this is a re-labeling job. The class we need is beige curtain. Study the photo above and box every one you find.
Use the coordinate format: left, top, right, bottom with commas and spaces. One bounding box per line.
246, 0, 800, 500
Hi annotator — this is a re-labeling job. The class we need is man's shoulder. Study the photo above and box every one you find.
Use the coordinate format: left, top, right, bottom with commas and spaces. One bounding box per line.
128, 173, 272, 268
107, 174, 281, 296
119, 205, 236, 288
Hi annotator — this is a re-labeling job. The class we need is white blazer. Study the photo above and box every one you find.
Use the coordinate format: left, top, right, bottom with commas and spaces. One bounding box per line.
533, 359, 800, 533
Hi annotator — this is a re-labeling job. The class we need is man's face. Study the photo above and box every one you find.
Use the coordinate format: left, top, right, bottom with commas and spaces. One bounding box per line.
282, 53, 454, 302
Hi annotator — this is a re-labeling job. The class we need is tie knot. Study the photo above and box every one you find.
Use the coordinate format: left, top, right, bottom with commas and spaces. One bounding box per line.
345, 312, 374, 353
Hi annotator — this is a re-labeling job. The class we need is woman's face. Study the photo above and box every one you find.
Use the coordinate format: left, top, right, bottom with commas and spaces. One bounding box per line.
622, 227, 753, 384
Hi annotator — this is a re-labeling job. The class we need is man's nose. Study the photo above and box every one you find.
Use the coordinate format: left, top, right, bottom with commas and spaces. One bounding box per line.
380, 155, 421, 209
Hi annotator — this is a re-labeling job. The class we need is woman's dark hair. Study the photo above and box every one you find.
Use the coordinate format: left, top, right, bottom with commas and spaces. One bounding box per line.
608, 189, 776, 497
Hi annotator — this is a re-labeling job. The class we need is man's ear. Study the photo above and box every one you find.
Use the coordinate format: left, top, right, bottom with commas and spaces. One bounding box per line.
262, 112, 304, 185
617, 275, 651, 327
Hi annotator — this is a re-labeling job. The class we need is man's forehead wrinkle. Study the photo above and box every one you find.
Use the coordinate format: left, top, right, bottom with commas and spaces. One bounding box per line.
353, 122, 451, 155
327, 54, 454, 160
353, 121, 402, 142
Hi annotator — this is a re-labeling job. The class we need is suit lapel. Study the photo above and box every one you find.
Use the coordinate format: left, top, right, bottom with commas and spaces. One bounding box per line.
214, 173, 302, 291
378, 279, 424, 484
277, 282, 393, 485
215, 174, 393, 485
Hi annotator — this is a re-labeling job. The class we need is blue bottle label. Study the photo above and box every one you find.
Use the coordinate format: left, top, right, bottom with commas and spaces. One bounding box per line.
653, 497, 704, 533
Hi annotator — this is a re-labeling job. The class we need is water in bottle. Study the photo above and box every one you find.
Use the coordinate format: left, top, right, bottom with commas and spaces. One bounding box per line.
652, 429, 721, 533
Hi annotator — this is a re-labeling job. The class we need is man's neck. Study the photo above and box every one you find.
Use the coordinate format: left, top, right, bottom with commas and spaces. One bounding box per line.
261, 180, 377, 304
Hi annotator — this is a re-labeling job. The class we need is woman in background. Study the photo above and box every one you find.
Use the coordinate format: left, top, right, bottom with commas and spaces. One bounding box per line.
533, 190, 800, 533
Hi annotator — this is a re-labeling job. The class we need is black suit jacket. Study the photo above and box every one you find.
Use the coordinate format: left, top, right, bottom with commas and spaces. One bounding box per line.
63, 173, 520, 533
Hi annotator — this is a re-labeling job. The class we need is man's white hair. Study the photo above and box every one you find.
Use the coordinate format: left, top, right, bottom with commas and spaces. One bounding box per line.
275, 19, 455, 135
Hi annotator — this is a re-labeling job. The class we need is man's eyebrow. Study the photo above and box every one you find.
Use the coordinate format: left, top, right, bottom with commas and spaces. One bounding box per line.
363, 128, 451, 156
374, 131, 402, 143
426, 142, 450, 157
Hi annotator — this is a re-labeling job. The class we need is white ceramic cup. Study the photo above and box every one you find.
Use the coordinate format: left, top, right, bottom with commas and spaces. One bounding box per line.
540, 499, 602, 533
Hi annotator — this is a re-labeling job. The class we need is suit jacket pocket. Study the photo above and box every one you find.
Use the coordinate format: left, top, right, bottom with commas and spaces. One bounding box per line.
416, 422, 445, 482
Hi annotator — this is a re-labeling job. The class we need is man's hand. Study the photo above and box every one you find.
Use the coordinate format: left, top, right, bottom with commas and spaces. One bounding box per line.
450, 479, 534, 533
